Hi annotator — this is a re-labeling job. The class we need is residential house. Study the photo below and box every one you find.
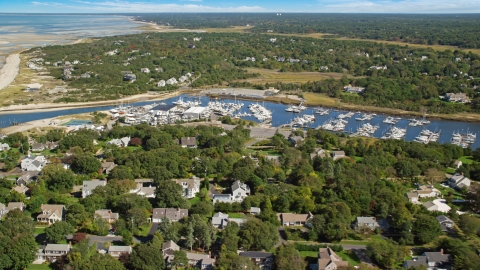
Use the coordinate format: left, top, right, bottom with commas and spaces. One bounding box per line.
315, 247, 348, 270
277, 212, 314, 227
13, 184, 29, 195
423, 200, 451, 213
186, 252, 214, 270
17, 171, 40, 185
448, 173, 471, 189
453, 160, 462, 169
141, 68, 150, 73
37, 244, 71, 262
250, 207, 261, 215
157, 80, 166, 87
0, 143, 10, 151
162, 240, 180, 264
355, 217, 380, 231
406, 192, 419, 204
82, 180, 107, 198
444, 93, 471, 103
180, 137, 197, 148
179, 75, 188, 83
174, 177, 201, 198
152, 208, 188, 223
331, 151, 346, 160
310, 148, 326, 159
100, 161, 117, 174
21, 155, 46, 171
94, 209, 119, 223
37, 204, 65, 224
166, 78, 178, 85
231, 180, 250, 203
403, 250, 451, 269
416, 185, 441, 198
107, 137, 131, 147
212, 212, 229, 229
344, 85, 365, 94
188, 44, 196, 49
108, 246, 132, 258
288, 136, 304, 147
0, 202, 25, 218
129, 180, 156, 198
436, 215, 455, 232
239, 251, 274, 270
31, 143, 45, 152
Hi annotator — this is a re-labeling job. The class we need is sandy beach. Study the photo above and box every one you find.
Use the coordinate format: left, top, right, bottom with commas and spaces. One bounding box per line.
0, 91, 183, 114
0, 53, 20, 90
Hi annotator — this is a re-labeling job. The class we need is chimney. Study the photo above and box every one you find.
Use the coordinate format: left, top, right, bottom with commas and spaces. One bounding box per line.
373, 217, 376, 221
441, 249, 444, 254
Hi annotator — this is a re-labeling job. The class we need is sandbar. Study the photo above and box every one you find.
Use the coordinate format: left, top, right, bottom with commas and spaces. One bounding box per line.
0, 53, 20, 90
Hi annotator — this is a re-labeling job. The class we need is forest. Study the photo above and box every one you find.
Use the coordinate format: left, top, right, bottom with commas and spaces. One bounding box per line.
133, 13, 480, 48
30, 31, 480, 114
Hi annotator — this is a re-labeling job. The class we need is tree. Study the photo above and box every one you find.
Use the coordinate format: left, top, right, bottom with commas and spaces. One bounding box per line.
412, 214, 442, 244
190, 200, 214, 216
157, 217, 180, 242
275, 243, 307, 270
71, 154, 102, 174
45, 221, 75, 243
41, 164, 76, 193
458, 215, 480, 238
72, 232, 87, 244
186, 222, 194, 251
238, 218, 278, 250
222, 221, 240, 252
109, 165, 135, 180
424, 168, 446, 184
366, 239, 406, 269
128, 243, 166, 270
155, 180, 189, 209
80, 253, 126, 270
130, 137, 143, 146
5, 233, 38, 270
171, 250, 188, 269
215, 251, 260, 270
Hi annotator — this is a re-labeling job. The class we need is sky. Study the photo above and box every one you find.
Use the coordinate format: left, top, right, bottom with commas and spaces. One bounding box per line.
0, 0, 479, 13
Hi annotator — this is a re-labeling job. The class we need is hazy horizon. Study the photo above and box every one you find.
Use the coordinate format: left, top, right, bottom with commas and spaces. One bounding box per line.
1, 0, 480, 13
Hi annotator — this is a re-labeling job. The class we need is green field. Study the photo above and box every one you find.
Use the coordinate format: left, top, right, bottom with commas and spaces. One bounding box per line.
227, 213, 246, 218
34, 227, 46, 235
136, 223, 153, 237
459, 156, 474, 165
189, 196, 201, 206
299, 250, 360, 266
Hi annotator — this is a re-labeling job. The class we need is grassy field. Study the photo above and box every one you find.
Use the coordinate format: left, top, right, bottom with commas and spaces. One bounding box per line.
227, 213, 246, 218
238, 68, 358, 84
34, 227, 46, 235
434, 183, 465, 199
459, 156, 474, 165
353, 156, 364, 163
189, 196, 201, 206
303, 92, 338, 106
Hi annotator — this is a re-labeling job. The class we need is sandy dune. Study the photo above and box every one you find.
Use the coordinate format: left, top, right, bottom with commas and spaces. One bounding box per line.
0, 54, 20, 90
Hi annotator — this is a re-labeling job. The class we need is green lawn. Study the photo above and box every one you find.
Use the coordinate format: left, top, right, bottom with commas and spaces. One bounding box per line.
189, 196, 201, 206
340, 240, 370, 245
353, 156, 364, 163
27, 264, 54, 270
434, 183, 465, 199
445, 168, 456, 174
459, 156, 474, 165
299, 251, 318, 257
34, 227, 46, 235
337, 250, 361, 266
136, 223, 153, 237
227, 213, 245, 218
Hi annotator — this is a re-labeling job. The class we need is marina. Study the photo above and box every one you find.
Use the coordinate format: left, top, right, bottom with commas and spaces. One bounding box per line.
1, 94, 480, 148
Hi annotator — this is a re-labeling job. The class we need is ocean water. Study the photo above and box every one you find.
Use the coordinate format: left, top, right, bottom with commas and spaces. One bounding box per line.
0, 14, 143, 68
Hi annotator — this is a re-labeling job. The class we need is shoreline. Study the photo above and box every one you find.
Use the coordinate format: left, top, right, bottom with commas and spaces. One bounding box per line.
0, 53, 21, 91
0, 91, 182, 114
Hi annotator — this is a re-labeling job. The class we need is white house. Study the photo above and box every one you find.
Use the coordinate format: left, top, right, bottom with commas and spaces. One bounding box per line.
231, 180, 250, 203
166, 78, 177, 85
107, 137, 130, 147
157, 80, 166, 87
0, 143, 10, 151
37, 204, 65, 224
21, 155, 46, 171
448, 173, 471, 189
423, 199, 451, 213
174, 177, 201, 199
